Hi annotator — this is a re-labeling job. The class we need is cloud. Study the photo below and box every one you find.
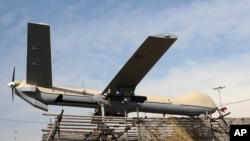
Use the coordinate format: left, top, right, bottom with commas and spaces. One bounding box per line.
0, 12, 16, 25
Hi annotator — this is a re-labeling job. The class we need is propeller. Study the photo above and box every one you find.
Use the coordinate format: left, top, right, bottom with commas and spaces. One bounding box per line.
7, 67, 17, 102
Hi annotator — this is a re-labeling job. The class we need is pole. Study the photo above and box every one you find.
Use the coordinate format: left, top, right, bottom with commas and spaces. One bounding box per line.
125, 110, 129, 141
100, 103, 105, 123
213, 86, 225, 108
136, 107, 142, 141
101, 104, 105, 117
13, 130, 17, 141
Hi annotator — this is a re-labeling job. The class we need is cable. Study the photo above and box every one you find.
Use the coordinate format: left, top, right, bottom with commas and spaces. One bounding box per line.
0, 117, 48, 124
221, 98, 250, 106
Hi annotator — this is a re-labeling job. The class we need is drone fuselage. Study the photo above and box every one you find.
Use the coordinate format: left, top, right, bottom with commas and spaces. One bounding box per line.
14, 80, 216, 116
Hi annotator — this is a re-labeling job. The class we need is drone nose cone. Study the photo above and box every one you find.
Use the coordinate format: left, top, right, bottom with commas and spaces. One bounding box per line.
7, 81, 20, 88
7, 82, 15, 87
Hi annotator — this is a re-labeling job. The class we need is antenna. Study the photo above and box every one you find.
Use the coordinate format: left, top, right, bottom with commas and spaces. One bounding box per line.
213, 86, 225, 107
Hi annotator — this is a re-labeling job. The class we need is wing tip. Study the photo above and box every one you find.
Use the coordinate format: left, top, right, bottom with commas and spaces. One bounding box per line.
151, 34, 178, 39
28, 22, 50, 26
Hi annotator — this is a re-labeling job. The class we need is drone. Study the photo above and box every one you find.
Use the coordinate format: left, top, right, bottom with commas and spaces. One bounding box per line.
8, 22, 216, 117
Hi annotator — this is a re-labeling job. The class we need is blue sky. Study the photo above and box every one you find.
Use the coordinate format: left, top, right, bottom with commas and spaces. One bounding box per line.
1, 0, 250, 140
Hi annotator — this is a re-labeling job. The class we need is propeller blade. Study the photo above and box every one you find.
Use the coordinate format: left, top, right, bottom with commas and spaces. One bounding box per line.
12, 88, 14, 102
11, 66, 15, 102
12, 66, 15, 82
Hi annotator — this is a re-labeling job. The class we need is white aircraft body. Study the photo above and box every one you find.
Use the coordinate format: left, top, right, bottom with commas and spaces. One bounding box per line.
8, 23, 216, 116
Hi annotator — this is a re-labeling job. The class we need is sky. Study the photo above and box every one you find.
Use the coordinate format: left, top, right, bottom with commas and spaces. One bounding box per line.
1, 0, 250, 140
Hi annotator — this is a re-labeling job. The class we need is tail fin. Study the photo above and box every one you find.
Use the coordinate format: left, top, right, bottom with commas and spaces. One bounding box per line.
26, 22, 52, 88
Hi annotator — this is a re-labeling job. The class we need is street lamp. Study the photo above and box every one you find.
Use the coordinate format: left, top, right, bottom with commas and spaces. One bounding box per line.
213, 86, 225, 108
13, 130, 17, 141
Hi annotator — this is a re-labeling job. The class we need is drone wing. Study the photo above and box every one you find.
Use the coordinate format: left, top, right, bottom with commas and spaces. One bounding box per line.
102, 34, 177, 97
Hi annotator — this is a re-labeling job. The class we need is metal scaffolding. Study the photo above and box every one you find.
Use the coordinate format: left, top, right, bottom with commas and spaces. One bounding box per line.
42, 110, 145, 141
42, 109, 241, 141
